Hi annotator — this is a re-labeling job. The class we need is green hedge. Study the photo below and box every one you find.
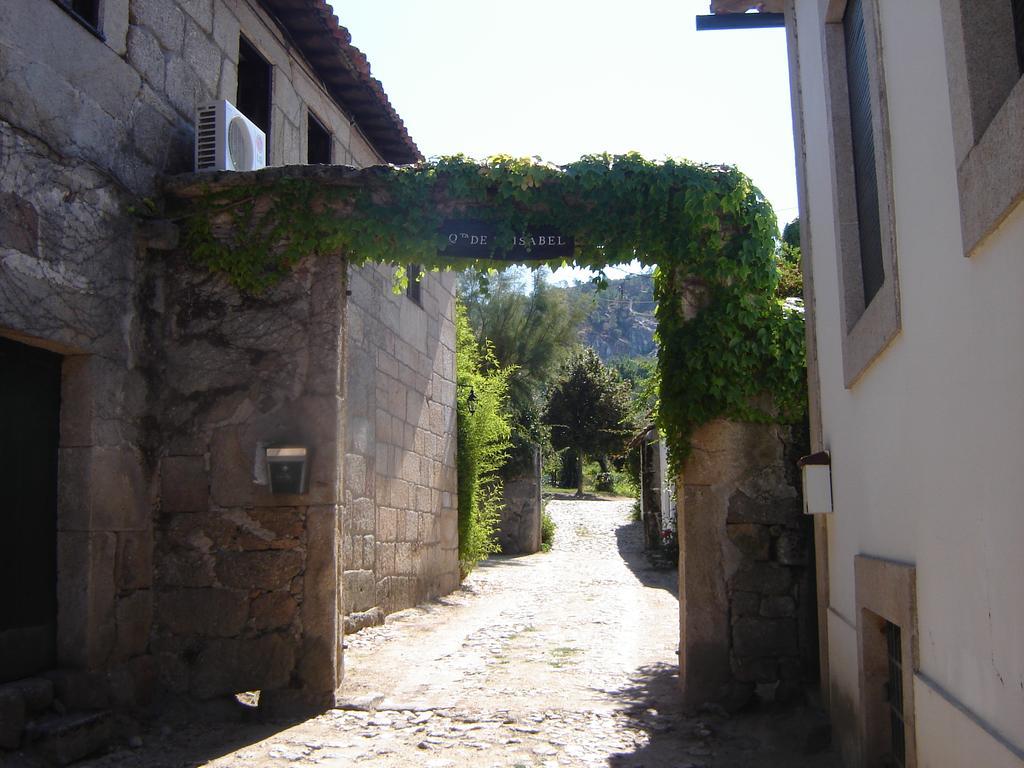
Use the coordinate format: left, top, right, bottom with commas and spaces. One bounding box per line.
455, 303, 513, 575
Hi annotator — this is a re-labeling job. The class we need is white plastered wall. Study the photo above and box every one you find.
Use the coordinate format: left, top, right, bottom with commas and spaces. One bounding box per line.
794, 0, 1024, 763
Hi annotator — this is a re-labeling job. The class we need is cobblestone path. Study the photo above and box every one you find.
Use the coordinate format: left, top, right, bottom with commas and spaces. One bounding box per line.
79, 498, 837, 767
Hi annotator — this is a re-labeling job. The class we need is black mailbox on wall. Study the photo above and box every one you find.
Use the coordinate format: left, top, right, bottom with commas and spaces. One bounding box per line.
266, 446, 309, 494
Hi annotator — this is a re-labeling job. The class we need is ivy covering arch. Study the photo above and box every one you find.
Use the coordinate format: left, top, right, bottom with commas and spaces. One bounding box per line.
173, 153, 806, 469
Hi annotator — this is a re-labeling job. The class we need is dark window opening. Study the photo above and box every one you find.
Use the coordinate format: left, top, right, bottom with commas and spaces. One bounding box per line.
70, 0, 98, 26
237, 37, 272, 143
885, 621, 906, 768
53, 0, 101, 33
406, 264, 422, 306
307, 112, 332, 165
1013, 0, 1024, 73
843, 0, 885, 305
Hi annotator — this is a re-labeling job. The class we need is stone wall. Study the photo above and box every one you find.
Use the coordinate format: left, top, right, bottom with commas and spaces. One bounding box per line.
638, 431, 676, 553
0, 0, 383, 197
343, 264, 460, 619
497, 447, 543, 555
640, 436, 662, 549
678, 419, 816, 710
0, 122, 155, 714
145, 250, 348, 709
0, 0, 439, 732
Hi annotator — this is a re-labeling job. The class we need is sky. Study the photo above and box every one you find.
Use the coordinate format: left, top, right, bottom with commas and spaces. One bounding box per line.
329, 1, 797, 281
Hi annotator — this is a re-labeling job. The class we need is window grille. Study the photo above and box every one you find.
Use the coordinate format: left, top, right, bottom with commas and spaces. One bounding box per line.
885, 621, 906, 768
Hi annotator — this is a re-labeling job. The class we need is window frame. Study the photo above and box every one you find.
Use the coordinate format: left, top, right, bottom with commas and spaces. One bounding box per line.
940, 0, 1024, 255
822, 0, 901, 387
51, 0, 104, 40
306, 110, 333, 165
855, 556, 918, 768
405, 264, 423, 307
236, 35, 273, 161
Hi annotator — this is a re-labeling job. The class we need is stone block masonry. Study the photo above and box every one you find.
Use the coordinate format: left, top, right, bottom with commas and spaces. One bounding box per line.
0, 115, 157, 713
678, 420, 816, 711
343, 264, 460, 619
0, 0, 440, 756
498, 446, 543, 555
147, 251, 348, 708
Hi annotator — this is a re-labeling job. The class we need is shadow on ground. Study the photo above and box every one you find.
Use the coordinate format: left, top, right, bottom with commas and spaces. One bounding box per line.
474, 555, 534, 568
50, 699, 312, 768
615, 518, 679, 598
544, 491, 634, 501
602, 663, 838, 768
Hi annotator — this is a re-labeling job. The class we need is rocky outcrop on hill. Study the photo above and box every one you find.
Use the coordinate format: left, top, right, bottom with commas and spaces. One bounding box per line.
567, 274, 657, 360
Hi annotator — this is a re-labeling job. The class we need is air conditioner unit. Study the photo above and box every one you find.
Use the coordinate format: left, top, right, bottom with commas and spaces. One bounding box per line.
195, 100, 266, 172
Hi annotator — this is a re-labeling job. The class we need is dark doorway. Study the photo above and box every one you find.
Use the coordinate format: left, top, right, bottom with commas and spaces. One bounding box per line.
0, 337, 61, 683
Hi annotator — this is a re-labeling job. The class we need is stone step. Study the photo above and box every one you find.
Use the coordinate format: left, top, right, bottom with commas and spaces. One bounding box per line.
3, 678, 55, 715
0, 677, 56, 750
24, 711, 113, 766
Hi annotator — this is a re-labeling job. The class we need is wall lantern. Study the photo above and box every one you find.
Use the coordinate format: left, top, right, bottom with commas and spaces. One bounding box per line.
797, 451, 832, 515
458, 384, 477, 415
265, 446, 309, 494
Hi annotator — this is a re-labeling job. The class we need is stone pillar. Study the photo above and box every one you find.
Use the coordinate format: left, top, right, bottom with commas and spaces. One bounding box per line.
677, 464, 732, 709
497, 446, 542, 555
149, 252, 347, 712
678, 419, 812, 711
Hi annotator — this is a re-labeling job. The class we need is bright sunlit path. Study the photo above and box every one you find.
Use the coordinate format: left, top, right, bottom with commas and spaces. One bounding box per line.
331, 1, 797, 281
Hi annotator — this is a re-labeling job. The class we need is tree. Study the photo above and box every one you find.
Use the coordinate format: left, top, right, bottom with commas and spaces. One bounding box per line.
460, 267, 587, 411
782, 217, 800, 248
544, 348, 634, 496
460, 267, 588, 474
776, 218, 803, 299
610, 355, 658, 420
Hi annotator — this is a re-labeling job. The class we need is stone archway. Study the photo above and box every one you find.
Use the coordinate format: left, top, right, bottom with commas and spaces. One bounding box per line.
155, 156, 809, 711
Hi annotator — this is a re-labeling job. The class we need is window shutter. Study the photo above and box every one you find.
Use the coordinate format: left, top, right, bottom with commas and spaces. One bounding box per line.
844, 0, 885, 305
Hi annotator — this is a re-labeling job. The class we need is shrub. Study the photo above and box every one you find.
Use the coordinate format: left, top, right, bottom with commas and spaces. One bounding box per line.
583, 460, 638, 497
595, 471, 615, 493
541, 507, 556, 552
456, 303, 514, 576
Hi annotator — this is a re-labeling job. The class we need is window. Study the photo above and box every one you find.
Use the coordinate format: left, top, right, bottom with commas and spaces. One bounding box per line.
237, 37, 271, 144
855, 556, 918, 767
885, 621, 907, 768
1014, 0, 1024, 73
52, 0, 100, 34
307, 112, 332, 165
405, 264, 422, 306
843, 0, 884, 305
940, 0, 1024, 254
823, 0, 901, 386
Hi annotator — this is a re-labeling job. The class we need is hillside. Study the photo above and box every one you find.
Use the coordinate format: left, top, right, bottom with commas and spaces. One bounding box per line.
565, 273, 657, 361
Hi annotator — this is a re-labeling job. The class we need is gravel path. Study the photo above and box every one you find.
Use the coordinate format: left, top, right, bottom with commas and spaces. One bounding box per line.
77, 498, 837, 767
